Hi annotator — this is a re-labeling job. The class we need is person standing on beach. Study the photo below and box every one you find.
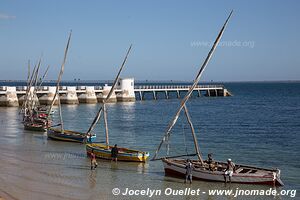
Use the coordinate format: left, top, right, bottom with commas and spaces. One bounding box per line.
184, 159, 194, 184
224, 158, 235, 183
90, 150, 98, 170
111, 144, 119, 162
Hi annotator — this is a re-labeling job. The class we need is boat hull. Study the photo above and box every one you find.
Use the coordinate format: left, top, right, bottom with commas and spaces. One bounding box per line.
24, 122, 47, 132
47, 128, 96, 143
162, 159, 284, 186
86, 143, 149, 162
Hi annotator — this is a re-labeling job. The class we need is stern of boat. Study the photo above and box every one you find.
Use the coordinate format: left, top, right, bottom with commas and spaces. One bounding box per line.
275, 169, 284, 186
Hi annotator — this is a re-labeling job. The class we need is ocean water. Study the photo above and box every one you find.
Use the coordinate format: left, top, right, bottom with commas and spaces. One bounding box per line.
0, 82, 299, 200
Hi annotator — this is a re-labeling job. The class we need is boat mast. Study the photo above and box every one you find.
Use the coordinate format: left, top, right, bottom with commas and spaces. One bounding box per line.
86, 45, 132, 144
152, 10, 233, 162
22, 63, 37, 117
183, 104, 202, 162
27, 60, 31, 87
48, 31, 72, 119
37, 65, 50, 88
29, 60, 41, 120
103, 103, 109, 145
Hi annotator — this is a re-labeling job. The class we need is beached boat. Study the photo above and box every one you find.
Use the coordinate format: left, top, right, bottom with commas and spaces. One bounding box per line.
48, 128, 96, 143
162, 159, 283, 186
152, 11, 284, 186
85, 45, 149, 162
86, 143, 149, 162
46, 32, 95, 143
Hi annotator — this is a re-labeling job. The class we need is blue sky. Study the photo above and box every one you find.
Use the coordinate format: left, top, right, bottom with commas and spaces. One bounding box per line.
0, 0, 299, 81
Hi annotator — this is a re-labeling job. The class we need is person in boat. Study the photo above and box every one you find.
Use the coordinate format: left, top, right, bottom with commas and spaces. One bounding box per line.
207, 153, 216, 171
224, 158, 235, 183
87, 133, 92, 143
111, 144, 119, 162
90, 150, 98, 170
184, 159, 194, 184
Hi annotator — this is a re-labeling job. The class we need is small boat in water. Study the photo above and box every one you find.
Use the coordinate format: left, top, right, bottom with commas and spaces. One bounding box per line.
152, 11, 284, 186
46, 32, 95, 143
21, 63, 51, 132
23, 112, 51, 132
86, 143, 149, 162
48, 128, 96, 143
24, 121, 48, 132
86, 45, 149, 162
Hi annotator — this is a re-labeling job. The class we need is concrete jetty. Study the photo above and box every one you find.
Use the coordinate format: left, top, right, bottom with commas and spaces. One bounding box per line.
0, 78, 231, 107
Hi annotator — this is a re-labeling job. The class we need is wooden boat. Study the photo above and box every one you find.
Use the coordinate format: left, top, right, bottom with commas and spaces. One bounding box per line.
23, 114, 51, 132
21, 60, 51, 132
48, 128, 96, 143
86, 143, 149, 162
152, 11, 284, 186
24, 121, 47, 132
46, 32, 95, 143
85, 45, 149, 162
162, 159, 283, 186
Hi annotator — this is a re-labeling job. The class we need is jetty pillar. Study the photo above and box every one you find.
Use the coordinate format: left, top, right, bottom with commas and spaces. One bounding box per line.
176, 90, 180, 98
197, 90, 201, 97
139, 91, 143, 100
0, 86, 19, 107
60, 86, 79, 104
97, 84, 117, 103
223, 88, 232, 96
77, 86, 97, 104
116, 78, 136, 102
165, 91, 169, 99
153, 91, 157, 100
207, 89, 211, 97
39, 86, 57, 105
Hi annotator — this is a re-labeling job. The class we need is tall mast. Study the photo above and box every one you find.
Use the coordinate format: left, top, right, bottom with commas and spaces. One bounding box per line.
38, 65, 50, 88
27, 60, 31, 85
29, 59, 41, 118
86, 45, 132, 141
183, 105, 203, 163
22, 62, 36, 116
152, 10, 233, 161
48, 31, 72, 118
103, 103, 109, 145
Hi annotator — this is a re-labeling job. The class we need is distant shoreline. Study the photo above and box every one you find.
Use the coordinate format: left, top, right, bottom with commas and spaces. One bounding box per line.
0, 80, 299, 84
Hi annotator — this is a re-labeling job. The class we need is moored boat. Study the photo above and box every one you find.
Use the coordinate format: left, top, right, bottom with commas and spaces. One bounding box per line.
45, 32, 95, 143
85, 45, 149, 162
162, 159, 283, 186
86, 143, 149, 162
47, 128, 96, 143
152, 11, 284, 186
24, 121, 48, 132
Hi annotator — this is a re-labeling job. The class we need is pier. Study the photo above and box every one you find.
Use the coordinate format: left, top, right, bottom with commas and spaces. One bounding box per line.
0, 78, 231, 107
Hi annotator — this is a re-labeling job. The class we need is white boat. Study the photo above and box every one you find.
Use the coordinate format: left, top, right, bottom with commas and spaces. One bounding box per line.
162, 159, 283, 186
152, 11, 284, 186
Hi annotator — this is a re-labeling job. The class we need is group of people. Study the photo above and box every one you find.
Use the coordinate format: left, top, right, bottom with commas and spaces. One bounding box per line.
90, 144, 119, 170
184, 154, 236, 184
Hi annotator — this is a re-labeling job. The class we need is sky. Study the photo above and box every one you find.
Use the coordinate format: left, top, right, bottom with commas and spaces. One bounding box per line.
0, 0, 299, 82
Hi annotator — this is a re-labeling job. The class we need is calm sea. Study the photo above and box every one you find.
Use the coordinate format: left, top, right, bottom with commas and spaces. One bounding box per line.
0, 82, 299, 200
